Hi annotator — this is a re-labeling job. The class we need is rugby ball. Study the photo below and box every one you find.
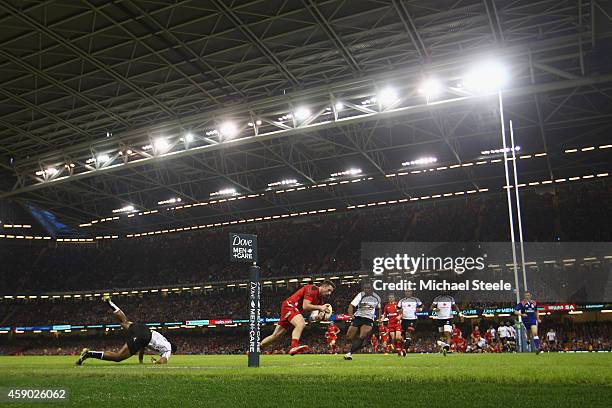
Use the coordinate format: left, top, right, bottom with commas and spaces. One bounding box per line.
310, 305, 333, 321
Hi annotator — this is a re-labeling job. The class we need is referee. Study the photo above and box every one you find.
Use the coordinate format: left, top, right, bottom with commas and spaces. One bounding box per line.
344, 281, 382, 360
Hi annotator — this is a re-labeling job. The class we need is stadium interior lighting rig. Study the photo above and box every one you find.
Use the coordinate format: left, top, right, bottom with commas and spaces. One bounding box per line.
6, 57, 522, 195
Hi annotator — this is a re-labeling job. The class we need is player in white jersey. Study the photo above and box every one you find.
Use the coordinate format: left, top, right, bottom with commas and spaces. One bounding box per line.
505, 321, 517, 352
431, 294, 463, 356
397, 290, 422, 353
546, 328, 557, 351
507, 323, 517, 339
344, 281, 382, 360
498, 323, 508, 351
76, 296, 176, 365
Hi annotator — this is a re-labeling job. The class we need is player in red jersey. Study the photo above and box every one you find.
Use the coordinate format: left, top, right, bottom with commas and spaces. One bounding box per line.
450, 323, 462, 350
450, 331, 468, 353
451, 323, 462, 342
325, 322, 341, 354
471, 325, 487, 352
470, 325, 482, 351
450, 334, 461, 353
485, 326, 495, 345
489, 341, 502, 353
378, 324, 390, 354
457, 335, 468, 353
370, 333, 379, 353
383, 294, 403, 356
470, 325, 481, 344
260, 281, 335, 355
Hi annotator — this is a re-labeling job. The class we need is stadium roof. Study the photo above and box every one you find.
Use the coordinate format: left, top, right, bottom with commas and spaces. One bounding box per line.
0, 0, 611, 236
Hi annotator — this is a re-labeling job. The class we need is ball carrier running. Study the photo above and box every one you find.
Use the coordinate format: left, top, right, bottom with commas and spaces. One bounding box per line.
260, 281, 335, 355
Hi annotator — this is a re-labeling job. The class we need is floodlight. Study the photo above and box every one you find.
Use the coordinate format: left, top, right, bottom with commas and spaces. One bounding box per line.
219, 122, 238, 138
463, 61, 509, 92
377, 87, 399, 107
294, 107, 311, 121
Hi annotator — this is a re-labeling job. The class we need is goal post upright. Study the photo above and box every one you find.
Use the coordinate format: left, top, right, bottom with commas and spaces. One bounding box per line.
498, 92, 526, 352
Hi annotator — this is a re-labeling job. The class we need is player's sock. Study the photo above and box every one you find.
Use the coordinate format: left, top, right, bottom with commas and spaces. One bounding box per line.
395, 340, 402, 354
290, 339, 299, 349
104, 298, 121, 313
533, 336, 540, 350
404, 337, 411, 349
350, 337, 365, 353
88, 351, 104, 360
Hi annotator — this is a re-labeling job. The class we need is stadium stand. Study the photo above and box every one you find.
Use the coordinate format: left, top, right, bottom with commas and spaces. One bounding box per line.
2, 184, 611, 293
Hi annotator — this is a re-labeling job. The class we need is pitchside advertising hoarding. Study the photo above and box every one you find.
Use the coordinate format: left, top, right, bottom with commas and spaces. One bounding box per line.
361, 242, 612, 304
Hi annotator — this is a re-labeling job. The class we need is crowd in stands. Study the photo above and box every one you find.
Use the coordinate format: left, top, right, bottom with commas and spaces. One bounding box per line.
0, 281, 575, 328
5, 264, 611, 328
1, 320, 609, 356
539, 320, 612, 352
2, 283, 359, 327
1, 184, 611, 294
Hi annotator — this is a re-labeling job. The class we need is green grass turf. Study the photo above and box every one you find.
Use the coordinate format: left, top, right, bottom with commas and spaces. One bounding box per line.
0, 353, 610, 407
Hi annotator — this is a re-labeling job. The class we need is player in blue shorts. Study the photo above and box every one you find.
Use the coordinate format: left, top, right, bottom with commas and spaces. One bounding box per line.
514, 291, 541, 354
